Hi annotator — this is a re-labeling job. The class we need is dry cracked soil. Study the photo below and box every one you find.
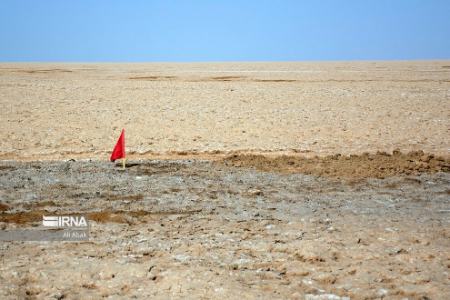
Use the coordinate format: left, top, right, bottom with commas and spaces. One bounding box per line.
0, 156, 449, 299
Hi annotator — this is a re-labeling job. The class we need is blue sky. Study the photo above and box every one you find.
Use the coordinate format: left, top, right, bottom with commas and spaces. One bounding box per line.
1, 0, 449, 62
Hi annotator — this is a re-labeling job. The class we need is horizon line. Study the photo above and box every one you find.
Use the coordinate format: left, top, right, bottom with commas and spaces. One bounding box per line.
1, 58, 450, 64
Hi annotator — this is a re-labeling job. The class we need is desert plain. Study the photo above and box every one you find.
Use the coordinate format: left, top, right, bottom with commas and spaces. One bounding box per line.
0, 61, 449, 299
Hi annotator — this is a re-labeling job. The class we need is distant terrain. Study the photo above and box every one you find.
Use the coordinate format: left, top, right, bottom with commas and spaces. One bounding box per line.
1, 61, 449, 159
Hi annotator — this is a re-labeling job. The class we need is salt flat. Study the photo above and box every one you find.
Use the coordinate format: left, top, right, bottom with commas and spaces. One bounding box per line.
1, 61, 449, 159
1, 160, 449, 299
1, 62, 450, 299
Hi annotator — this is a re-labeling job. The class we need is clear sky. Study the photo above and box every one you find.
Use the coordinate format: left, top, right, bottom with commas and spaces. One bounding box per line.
1, 0, 449, 62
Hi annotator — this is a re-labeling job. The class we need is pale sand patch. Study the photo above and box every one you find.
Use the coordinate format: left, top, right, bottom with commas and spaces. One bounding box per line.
1, 61, 449, 159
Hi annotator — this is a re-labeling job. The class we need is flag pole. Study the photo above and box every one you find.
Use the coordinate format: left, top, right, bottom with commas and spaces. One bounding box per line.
122, 157, 126, 170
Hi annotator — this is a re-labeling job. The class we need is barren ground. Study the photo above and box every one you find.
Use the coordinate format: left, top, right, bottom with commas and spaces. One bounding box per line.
1, 61, 449, 159
1, 157, 449, 299
0, 62, 449, 299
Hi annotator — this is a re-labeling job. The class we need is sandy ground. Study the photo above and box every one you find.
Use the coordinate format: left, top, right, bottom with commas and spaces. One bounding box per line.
0, 61, 449, 159
0, 62, 450, 299
0, 160, 449, 299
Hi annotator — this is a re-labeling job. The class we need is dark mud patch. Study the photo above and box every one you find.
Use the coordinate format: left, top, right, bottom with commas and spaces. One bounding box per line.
0, 209, 202, 224
129, 76, 176, 80
87, 209, 202, 223
0, 210, 45, 224
254, 79, 297, 82
0, 165, 16, 171
206, 76, 295, 82
0, 203, 10, 212
220, 151, 449, 180
440, 189, 450, 195
20, 69, 73, 74
100, 193, 144, 201
128, 75, 293, 83
209, 76, 244, 81
126, 75, 450, 84
132, 162, 189, 175
114, 162, 140, 168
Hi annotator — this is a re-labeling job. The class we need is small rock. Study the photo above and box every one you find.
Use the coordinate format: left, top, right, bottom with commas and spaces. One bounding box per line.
173, 254, 190, 262
52, 292, 65, 300
247, 189, 263, 196
377, 288, 388, 297
420, 154, 433, 162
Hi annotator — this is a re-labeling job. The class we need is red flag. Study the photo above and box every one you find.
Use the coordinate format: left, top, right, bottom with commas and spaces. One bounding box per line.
110, 129, 125, 162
